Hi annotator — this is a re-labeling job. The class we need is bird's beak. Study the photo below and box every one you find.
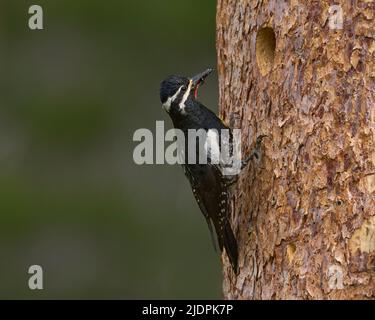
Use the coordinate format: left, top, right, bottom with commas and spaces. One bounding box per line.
191, 68, 213, 86
191, 68, 213, 98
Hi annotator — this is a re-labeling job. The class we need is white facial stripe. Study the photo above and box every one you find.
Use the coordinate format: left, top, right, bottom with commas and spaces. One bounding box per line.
162, 86, 183, 112
179, 80, 192, 113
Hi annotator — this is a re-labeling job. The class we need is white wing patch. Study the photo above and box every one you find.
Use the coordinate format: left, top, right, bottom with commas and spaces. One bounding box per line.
204, 129, 220, 164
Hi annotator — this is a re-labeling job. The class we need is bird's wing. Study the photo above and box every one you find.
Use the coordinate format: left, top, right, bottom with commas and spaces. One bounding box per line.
184, 163, 238, 271
182, 164, 219, 251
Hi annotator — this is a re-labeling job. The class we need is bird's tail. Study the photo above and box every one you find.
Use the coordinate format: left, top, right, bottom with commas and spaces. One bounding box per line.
221, 222, 238, 274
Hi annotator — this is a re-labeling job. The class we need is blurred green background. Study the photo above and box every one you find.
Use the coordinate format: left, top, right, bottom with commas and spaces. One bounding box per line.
0, 0, 221, 298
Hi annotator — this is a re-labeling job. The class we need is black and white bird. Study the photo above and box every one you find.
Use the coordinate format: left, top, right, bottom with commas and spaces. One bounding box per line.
160, 68, 265, 273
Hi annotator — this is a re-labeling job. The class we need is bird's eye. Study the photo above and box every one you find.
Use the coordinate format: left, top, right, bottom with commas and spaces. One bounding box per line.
181, 85, 187, 92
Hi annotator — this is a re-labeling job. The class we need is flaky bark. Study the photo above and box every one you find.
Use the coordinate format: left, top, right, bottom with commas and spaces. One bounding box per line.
216, 0, 375, 299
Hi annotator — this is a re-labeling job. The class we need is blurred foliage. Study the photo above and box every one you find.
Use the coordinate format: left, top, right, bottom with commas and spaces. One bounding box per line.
0, 1, 221, 298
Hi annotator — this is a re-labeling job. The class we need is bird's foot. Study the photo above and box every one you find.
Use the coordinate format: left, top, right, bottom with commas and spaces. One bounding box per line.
241, 134, 268, 170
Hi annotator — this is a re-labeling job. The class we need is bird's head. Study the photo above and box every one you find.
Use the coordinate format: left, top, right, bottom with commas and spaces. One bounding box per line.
160, 68, 212, 113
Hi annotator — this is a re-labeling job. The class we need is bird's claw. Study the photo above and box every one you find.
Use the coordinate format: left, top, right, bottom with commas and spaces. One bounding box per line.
241, 134, 268, 170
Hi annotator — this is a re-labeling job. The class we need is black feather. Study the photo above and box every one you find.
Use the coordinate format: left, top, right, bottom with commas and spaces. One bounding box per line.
161, 73, 239, 273
160, 75, 188, 104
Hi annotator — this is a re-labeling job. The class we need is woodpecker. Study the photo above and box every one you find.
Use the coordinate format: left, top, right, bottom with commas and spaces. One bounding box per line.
160, 68, 265, 273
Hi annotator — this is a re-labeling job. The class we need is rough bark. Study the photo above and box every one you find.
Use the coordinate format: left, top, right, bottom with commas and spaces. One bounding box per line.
216, 0, 375, 299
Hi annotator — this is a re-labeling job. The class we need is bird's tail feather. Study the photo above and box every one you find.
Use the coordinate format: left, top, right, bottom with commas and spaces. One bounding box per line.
222, 223, 238, 274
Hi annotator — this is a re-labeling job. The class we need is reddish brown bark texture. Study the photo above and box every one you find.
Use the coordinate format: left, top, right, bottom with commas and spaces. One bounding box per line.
216, 0, 375, 299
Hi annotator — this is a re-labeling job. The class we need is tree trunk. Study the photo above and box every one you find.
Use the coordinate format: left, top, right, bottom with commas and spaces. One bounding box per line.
216, 0, 375, 299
